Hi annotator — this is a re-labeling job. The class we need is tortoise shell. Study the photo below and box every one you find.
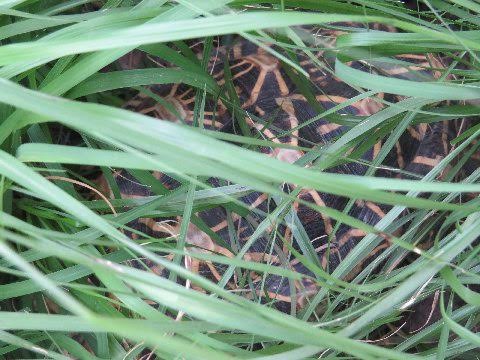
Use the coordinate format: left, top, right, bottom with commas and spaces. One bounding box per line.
113, 25, 456, 309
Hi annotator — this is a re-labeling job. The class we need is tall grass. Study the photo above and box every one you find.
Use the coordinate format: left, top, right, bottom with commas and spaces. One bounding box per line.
0, 0, 479, 358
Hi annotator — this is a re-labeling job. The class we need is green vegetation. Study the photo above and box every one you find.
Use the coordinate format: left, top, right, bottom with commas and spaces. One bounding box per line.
0, 0, 480, 358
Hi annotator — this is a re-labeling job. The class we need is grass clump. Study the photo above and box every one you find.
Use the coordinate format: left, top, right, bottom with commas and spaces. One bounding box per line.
0, 0, 480, 359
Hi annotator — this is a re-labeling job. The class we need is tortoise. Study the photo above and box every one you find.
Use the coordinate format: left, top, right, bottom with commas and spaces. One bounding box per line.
110, 24, 465, 312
